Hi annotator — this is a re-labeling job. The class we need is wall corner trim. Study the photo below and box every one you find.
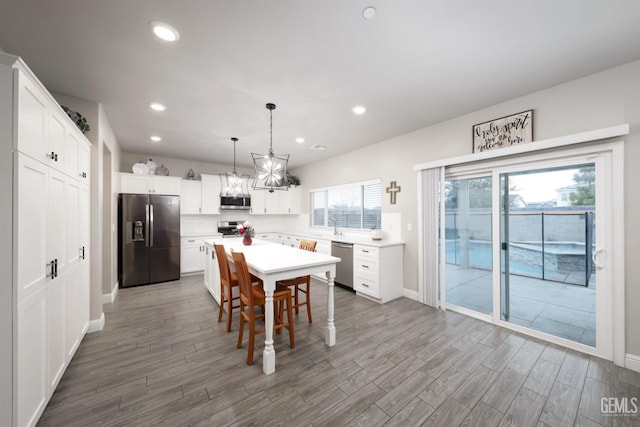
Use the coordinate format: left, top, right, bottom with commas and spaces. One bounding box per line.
625, 353, 640, 373
102, 282, 119, 304
402, 288, 419, 301
87, 312, 105, 333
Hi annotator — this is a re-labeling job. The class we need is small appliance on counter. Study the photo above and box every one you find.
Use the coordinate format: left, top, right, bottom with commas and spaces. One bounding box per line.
118, 193, 181, 287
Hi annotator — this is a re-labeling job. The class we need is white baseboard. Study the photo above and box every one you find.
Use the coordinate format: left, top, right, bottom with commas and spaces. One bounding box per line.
403, 288, 419, 301
625, 353, 640, 373
87, 312, 105, 333
102, 281, 119, 304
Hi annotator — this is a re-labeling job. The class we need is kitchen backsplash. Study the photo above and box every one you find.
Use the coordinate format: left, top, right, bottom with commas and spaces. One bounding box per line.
181, 212, 401, 240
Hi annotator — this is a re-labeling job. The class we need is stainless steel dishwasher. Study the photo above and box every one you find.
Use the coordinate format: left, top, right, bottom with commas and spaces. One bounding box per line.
331, 241, 354, 290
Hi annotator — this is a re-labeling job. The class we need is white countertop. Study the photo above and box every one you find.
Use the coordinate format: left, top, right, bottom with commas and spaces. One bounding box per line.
204, 237, 341, 274
263, 230, 405, 248
181, 232, 222, 238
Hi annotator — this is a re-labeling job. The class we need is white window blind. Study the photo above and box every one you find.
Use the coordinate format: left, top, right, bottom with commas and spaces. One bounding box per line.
311, 181, 381, 229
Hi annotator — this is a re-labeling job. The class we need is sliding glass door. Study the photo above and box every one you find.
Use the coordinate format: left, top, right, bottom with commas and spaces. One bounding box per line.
444, 175, 493, 315
441, 151, 613, 359
500, 164, 597, 347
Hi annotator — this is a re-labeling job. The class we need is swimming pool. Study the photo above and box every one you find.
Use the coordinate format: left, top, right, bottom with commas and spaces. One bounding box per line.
445, 240, 590, 280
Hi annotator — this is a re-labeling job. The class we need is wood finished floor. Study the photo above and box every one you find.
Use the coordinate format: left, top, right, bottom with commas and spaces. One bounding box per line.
38, 275, 640, 427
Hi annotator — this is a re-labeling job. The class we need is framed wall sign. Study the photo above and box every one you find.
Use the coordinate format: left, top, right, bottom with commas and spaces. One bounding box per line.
473, 110, 533, 153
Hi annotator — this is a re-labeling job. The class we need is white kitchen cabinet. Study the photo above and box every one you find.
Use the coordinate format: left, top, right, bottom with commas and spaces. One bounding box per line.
181, 176, 221, 215
16, 69, 48, 165
181, 180, 202, 214
47, 112, 67, 174
181, 235, 220, 274
77, 138, 90, 183
248, 186, 266, 215
203, 243, 221, 305
16, 154, 49, 303
181, 237, 204, 274
17, 288, 48, 427
353, 244, 403, 303
277, 186, 301, 214
5, 55, 92, 427
249, 186, 302, 215
119, 173, 181, 195
201, 174, 221, 214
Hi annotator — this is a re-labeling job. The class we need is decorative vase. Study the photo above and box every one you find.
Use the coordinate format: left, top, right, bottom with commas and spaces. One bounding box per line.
371, 228, 383, 241
146, 159, 157, 175
243, 233, 252, 246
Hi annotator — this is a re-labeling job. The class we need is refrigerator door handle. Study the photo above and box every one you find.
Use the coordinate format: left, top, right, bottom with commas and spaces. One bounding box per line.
150, 204, 154, 247
145, 203, 150, 247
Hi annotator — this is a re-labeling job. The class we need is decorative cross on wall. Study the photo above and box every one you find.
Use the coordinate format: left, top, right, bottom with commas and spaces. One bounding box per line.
386, 181, 401, 204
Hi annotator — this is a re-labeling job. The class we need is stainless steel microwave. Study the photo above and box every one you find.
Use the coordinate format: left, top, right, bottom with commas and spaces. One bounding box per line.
220, 195, 251, 210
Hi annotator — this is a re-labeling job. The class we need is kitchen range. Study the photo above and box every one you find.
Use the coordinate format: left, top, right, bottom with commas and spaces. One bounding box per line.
217, 220, 245, 237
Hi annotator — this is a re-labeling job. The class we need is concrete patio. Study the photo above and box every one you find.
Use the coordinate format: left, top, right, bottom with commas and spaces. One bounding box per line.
445, 265, 596, 346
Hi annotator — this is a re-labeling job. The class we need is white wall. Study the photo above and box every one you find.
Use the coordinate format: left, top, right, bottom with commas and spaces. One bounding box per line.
53, 93, 121, 322
293, 59, 640, 357
99, 105, 121, 297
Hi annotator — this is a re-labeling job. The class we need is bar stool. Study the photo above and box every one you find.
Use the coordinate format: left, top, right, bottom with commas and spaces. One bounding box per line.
276, 239, 317, 323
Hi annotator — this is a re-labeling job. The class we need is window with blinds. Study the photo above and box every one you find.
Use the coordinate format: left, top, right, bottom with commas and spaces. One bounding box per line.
311, 180, 382, 229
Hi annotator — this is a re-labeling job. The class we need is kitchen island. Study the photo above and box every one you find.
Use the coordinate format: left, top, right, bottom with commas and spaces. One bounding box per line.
204, 238, 341, 375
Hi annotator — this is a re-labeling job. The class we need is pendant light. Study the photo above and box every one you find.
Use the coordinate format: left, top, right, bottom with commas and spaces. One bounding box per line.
251, 103, 289, 193
219, 137, 250, 197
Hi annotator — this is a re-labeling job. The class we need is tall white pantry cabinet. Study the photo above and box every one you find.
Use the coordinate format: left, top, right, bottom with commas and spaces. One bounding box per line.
0, 54, 92, 427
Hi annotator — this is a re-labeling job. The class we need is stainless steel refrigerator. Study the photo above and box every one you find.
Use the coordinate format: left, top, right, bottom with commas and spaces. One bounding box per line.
118, 194, 181, 287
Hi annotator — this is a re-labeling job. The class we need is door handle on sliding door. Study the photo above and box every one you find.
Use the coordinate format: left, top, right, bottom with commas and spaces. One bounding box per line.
592, 248, 604, 269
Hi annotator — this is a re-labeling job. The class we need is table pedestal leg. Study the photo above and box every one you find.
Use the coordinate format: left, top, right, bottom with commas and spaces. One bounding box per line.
325, 272, 336, 346
263, 286, 275, 375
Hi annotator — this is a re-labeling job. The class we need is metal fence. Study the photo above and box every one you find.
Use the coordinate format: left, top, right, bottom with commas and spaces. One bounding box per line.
445, 211, 595, 287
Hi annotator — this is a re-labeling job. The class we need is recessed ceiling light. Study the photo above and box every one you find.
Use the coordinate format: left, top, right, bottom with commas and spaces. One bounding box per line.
150, 21, 180, 42
362, 7, 376, 20
310, 144, 328, 151
295, 137, 305, 144
150, 136, 162, 142
149, 102, 166, 112
352, 105, 366, 115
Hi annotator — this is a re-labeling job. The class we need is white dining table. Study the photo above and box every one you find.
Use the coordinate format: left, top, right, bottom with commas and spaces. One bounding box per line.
214, 237, 341, 375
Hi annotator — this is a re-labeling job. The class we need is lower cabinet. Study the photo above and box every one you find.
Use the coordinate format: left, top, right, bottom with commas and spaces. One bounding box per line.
203, 243, 221, 304
180, 235, 219, 274
353, 244, 404, 303
17, 288, 48, 427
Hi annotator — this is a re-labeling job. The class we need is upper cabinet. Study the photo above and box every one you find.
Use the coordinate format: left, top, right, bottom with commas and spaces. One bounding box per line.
249, 186, 302, 215
120, 173, 181, 195
180, 180, 202, 214
15, 70, 91, 184
201, 174, 221, 214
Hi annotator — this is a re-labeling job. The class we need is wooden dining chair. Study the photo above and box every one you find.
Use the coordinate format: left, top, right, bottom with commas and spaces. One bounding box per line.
232, 251, 295, 365
214, 244, 263, 333
276, 239, 317, 323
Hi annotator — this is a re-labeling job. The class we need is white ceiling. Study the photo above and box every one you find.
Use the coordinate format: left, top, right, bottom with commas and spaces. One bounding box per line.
1, 1, 639, 169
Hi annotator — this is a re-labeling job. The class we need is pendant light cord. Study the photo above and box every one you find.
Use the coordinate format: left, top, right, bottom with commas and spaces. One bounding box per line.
269, 108, 273, 154
231, 137, 238, 174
